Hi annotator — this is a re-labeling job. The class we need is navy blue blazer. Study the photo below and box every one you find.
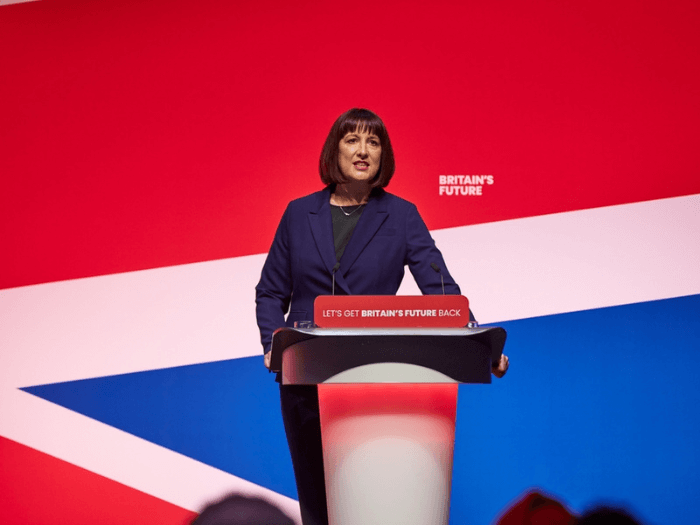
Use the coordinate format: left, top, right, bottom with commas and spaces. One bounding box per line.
255, 187, 461, 355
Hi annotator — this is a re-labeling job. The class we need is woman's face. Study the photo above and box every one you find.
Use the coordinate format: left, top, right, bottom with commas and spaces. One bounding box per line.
338, 128, 382, 184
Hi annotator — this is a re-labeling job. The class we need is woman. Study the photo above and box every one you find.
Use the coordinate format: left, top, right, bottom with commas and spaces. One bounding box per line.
255, 108, 508, 525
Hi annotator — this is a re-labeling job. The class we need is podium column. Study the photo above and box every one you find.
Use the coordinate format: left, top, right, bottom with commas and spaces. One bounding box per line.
318, 383, 458, 525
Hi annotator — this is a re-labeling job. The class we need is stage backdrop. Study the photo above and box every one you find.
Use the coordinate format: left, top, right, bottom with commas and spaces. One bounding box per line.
1, 0, 699, 524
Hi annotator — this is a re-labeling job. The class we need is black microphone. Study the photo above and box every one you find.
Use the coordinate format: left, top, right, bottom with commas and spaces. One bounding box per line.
332, 262, 341, 295
430, 262, 445, 295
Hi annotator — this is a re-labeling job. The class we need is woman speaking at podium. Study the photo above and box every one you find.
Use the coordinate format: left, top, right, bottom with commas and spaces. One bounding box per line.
255, 108, 508, 525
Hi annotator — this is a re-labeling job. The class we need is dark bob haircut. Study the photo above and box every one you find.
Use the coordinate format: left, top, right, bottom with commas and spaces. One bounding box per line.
319, 108, 396, 188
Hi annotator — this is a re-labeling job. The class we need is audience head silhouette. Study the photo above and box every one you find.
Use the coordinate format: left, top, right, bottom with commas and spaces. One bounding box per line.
578, 506, 643, 525
191, 494, 295, 525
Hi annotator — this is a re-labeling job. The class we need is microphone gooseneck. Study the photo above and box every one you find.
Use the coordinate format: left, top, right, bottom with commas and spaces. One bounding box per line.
430, 262, 446, 295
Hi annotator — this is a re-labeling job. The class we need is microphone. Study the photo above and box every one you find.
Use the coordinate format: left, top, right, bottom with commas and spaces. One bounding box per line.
332, 262, 341, 295
430, 262, 445, 295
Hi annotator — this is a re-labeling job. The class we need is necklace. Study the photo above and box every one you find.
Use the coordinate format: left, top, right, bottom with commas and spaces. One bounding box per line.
339, 204, 364, 216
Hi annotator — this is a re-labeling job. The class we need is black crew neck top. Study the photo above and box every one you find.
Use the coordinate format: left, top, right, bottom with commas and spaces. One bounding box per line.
330, 204, 366, 261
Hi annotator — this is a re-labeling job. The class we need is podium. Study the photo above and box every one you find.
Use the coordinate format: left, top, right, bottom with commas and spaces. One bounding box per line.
270, 296, 507, 525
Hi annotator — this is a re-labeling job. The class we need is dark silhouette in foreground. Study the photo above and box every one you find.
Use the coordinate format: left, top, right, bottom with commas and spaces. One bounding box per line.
495, 490, 577, 525
578, 506, 643, 525
191, 494, 295, 525
495, 490, 645, 525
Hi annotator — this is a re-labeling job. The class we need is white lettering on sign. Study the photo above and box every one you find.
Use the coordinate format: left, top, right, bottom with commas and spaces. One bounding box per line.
361, 309, 402, 317
403, 309, 438, 317
438, 174, 494, 197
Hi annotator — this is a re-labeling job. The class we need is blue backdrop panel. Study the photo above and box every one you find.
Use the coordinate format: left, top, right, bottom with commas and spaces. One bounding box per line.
452, 293, 700, 525
23, 357, 297, 499
23, 293, 700, 524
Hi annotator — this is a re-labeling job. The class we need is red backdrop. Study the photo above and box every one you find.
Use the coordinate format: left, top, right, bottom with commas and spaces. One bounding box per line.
2, 0, 699, 289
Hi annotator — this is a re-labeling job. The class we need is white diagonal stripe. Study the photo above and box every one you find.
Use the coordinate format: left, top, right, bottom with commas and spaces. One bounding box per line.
1, 192, 698, 518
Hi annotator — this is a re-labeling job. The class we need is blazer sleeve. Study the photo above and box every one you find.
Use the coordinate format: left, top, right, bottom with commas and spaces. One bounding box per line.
404, 203, 461, 296
255, 205, 293, 355
404, 204, 477, 322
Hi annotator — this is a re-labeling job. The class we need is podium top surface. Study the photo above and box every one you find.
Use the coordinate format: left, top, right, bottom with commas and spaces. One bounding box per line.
270, 325, 507, 384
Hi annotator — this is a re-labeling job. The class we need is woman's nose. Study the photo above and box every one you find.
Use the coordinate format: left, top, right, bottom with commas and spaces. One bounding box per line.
357, 141, 368, 157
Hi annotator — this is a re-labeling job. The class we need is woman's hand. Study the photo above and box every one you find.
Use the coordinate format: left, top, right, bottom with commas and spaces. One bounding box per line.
492, 354, 509, 378
264, 351, 272, 370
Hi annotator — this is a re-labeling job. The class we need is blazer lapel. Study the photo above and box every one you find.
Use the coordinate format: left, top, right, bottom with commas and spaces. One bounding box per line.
339, 190, 389, 276
308, 189, 353, 295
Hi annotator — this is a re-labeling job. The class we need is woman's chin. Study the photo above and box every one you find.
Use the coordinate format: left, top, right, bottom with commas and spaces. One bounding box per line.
343, 172, 376, 183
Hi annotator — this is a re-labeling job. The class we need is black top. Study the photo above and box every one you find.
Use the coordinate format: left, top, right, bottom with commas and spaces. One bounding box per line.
331, 204, 366, 261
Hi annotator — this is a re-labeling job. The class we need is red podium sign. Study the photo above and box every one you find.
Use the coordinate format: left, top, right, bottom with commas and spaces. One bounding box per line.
314, 295, 470, 328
